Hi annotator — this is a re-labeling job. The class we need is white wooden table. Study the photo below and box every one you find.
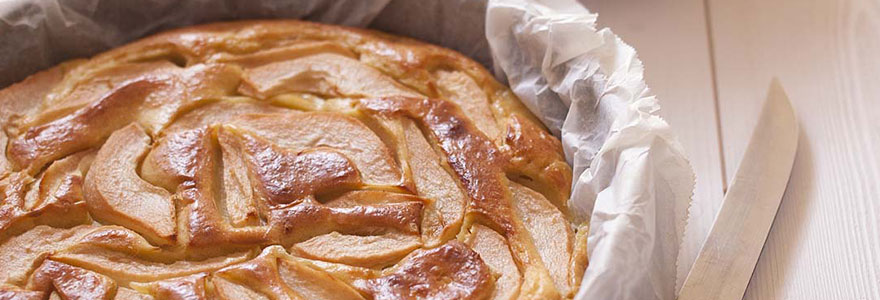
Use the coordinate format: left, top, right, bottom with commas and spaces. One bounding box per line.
580, 0, 880, 299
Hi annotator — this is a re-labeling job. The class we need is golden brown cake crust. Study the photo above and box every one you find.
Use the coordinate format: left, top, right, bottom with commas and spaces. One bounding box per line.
0, 20, 586, 299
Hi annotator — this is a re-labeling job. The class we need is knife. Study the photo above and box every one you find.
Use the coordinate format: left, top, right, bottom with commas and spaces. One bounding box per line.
677, 79, 799, 300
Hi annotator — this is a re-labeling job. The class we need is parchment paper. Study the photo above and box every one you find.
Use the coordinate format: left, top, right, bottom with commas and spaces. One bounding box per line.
0, 1, 696, 299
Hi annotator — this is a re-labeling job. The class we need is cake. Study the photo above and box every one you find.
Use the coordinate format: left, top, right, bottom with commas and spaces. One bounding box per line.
0, 20, 588, 300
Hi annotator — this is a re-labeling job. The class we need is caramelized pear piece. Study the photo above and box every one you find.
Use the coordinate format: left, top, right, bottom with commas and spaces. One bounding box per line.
464, 224, 522, 300
510, 182, 575, 297
115, 288, 154, 300
218, 130, 262, 228
0, 150, 92, 240
228, 112, 402, 187
160, 100, 289, 137
291, 191, 425, 267
288, 257, 380, 287
0, 173, 30, 238
138, 127, 267, 248
570, 223, 590, 293
8, 80, 156, 173
239, 53, 418, 99
64, 226, 163, 259
0, 61, 69, 128
212, 276, 269, 300
19, 151, 94, 229
84, 124, 176, 246
30, 150, 94, 213
291, 231, 421, 268
502, 115, 572, 211
0, 287, 44, 300
49, 226, 252, 283
52, 249, 252, 284
133, 63, 241, 134
0, 225, 98, 285
133, 273, 210, 300
435, 70, 500, 139
354, 241, 493, 300
23, 61, 179, 128
401, 118, 465, 246
26, 260, 116, 300
219, 126, 364, 207
215, 246, 364, 300
277, 255, 366, 300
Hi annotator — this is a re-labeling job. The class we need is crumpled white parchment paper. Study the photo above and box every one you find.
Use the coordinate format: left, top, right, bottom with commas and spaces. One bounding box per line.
0, 0, 696, 299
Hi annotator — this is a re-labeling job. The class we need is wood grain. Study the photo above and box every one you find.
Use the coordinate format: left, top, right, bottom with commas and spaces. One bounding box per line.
707, 0, 880, 298
579, 0, 726, 291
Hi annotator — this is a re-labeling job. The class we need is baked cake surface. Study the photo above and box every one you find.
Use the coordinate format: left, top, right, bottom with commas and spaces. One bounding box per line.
0, 20, 587, 300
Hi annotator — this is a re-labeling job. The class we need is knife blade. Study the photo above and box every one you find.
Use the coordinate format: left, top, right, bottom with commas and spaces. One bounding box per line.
677, 79, 799, 300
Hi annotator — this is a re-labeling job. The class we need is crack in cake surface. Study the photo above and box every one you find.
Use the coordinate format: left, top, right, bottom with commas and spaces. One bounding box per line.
0, 20, 587, 300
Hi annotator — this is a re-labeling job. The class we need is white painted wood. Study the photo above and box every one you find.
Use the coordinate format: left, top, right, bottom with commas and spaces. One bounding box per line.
708, 0, 880, 298
579, 0, 726, 291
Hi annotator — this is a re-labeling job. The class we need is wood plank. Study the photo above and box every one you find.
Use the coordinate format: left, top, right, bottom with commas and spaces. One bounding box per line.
579, 0, 725, 290
707, 0, 880, 298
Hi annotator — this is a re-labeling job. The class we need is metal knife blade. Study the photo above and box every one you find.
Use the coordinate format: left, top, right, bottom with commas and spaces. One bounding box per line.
677, 79, 799, 300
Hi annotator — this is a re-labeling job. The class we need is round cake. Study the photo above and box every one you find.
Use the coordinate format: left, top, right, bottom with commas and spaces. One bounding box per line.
0, 20, 587, 300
